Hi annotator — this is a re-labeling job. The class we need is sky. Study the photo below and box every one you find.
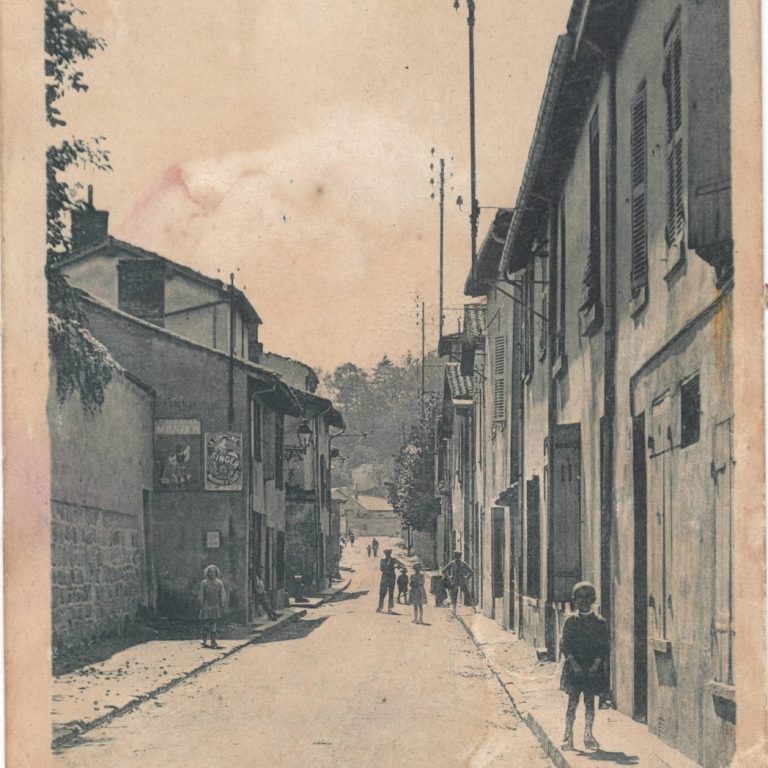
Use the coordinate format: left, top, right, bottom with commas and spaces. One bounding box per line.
65, 0, 572, 373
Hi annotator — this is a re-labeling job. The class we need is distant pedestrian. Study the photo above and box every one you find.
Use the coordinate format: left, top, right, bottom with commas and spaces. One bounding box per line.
367, 543, 372, 558
254, 569, 279, 622
442, 551, 473, 615
376, 548, 403, 613
349, 531, 355, 545
396, 567, 409, 604
199, 564, 226, 649
408, 563, 427, 624
372, 538, 379, 557
559, 582, 609, 752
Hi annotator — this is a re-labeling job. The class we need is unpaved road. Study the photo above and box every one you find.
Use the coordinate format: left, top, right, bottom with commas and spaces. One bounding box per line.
54, 537, 554, 768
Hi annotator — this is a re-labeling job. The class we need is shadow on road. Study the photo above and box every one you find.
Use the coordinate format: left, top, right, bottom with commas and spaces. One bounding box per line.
259, 617, 328, 643
327, 589, 369, 603
576, 749, 640, 765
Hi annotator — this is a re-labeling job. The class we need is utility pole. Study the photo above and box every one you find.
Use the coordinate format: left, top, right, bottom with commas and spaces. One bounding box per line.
228, 272, 235, 425
421, 301, 426, 421
439, 157, 445, 339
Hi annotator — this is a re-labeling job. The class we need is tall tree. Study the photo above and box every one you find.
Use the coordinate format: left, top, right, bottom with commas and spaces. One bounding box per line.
46, 0, 114, 411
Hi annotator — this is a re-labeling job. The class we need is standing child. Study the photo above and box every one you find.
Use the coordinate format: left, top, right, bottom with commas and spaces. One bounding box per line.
367, 543, 372, 558
396, 567, 409, 604
199, 564, 226, 649
408, 563, 428, 624
559, 581, 609, 751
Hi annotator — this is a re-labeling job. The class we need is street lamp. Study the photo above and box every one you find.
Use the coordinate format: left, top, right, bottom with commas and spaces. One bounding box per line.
284, 419, 314, 460
453, 0, 479, 285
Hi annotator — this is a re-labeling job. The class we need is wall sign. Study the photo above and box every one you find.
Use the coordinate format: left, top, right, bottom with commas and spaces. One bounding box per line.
206, 531, 221, 549
154, 419, 202, 491
205, 432, 243, 491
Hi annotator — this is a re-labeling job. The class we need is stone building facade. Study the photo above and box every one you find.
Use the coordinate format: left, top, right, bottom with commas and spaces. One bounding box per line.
49, 367, 155, 651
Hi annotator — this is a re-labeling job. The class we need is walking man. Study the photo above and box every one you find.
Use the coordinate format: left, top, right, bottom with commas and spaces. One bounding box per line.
442, 550, 473, 616
372, 538, 379, 557
377, 548, 403, 613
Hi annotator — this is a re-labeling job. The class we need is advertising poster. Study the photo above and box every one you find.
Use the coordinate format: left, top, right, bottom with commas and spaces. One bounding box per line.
205, 432, 243, 492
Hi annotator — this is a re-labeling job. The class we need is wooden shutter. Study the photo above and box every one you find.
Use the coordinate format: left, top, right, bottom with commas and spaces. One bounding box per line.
492, 335, 505, 422
630, 86, 648, 296
664, 26, 685, 244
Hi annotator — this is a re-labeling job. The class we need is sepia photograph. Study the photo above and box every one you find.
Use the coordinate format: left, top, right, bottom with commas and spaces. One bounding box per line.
1, 1, 766, 766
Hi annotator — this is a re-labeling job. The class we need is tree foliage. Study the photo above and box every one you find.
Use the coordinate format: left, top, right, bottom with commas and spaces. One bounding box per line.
388, 393, 441, 533
322, 352, 442, 497
46, 0, 114, 412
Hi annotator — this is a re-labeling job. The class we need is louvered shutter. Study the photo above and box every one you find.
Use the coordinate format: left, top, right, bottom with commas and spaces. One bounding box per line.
664, 26, 685, 245
630, 87, 648, 296
492, 335, 505, 422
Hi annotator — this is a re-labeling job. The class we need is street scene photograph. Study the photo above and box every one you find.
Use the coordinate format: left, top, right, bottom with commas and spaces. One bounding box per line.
4, 0, 763, 766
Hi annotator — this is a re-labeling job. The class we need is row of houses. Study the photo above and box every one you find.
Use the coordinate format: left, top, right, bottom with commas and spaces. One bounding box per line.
50, 192, 344, 651
435, 2, 738, 766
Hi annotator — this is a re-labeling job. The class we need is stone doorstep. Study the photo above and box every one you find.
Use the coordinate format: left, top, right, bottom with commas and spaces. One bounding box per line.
51, 609, 307, 751
457, 613, 701, 768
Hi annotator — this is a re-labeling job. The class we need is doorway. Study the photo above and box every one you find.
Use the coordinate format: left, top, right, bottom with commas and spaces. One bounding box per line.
632, 414, 648, 721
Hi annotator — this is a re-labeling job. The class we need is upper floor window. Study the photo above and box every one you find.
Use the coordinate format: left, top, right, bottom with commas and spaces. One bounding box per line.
630, 83, 649, 299
558, 198, 567, 355
664, 15, 685, 247
492, 335, 506, 422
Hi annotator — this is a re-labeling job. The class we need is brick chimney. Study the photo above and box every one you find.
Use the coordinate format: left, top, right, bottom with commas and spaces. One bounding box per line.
117, 259, 166, 326
70, 185, 109, 251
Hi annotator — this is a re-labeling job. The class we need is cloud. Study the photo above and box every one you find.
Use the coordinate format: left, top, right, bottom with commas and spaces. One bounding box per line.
116, 108, 450, 371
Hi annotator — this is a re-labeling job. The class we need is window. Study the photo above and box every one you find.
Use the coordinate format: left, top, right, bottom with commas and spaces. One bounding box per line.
492, 507, 505, 599
250, 400, 262, 463
664, 17, 685, 246
581, 111, 601, 313
538, 249, 548, 361
680, 374, 700, 448
493, 335, 506, 422
630, 84, 648, 298
526, 476, 541, 598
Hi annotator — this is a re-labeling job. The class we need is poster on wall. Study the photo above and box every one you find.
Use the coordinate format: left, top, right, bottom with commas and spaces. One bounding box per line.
154, 419, 202, 491
205, 432, 243, 491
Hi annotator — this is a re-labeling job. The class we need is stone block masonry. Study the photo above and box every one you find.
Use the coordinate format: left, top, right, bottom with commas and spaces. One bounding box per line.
51, 500, 145, 651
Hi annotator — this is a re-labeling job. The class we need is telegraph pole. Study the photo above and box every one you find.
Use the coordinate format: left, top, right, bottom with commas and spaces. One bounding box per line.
439, 158, 445, 339
228, 272, 235, 425
421, 300, 426, 420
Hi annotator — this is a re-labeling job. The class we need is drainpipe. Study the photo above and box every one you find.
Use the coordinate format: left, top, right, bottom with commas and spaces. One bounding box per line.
602, 50, 618, 624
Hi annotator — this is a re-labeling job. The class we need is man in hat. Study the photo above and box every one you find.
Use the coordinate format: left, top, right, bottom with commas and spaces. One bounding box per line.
377, 548, 403, 613
442, 550, 474, 615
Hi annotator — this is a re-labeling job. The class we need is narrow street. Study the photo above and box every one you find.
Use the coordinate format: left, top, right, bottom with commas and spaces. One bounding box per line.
54, 537, 554, 768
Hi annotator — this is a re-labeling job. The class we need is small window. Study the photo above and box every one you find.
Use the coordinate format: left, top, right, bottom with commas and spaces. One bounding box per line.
630, 84, 648, 297
275, 416, 285, 489
680, 375, 700, 448
663, 18, 685, 246
526, 476, 541, 598
581, 111, 601, 312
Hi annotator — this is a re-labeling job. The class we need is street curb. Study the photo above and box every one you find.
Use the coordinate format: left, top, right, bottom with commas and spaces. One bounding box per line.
456, 614, 572, 768
51, 609, 307, 751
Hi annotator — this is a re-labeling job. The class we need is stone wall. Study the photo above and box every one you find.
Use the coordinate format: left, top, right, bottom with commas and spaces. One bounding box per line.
49, 368, 155, 652
51, 502, 145, 649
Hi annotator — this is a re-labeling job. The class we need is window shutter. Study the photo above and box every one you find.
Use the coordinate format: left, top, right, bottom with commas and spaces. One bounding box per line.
630, 87, 648, 296
493, 335, 505, 422
664, 25, 685, 245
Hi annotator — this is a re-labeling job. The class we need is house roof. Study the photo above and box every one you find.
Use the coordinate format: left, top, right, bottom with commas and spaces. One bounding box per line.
445, 363, 474, 404
289, 387, 346, 430
465, 208, 514, 296
77, 289, 302, 415
354, 495, 393, 512
502, 0, 637, 275
56, 236, 262, 327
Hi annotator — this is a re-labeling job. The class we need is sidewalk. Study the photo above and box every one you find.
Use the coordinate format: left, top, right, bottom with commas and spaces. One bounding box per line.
288, 575, 352, 608
457, 610, 700, 768
52, 608, 305, 749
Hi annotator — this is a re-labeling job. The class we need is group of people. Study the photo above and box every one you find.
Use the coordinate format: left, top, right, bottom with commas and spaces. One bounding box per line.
374, 548, 475, 625
366, 537, 379, 558
340, 530, 356, 548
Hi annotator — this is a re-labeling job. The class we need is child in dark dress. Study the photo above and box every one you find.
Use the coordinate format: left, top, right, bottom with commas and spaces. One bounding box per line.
396, 567, 409, 604
560, 581, 609, 751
